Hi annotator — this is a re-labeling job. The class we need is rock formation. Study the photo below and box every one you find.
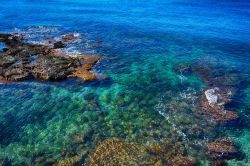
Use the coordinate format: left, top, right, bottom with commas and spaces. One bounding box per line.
207, 137, 239, 160
0, 33, 102, 83
196, 87, 238, 126
191, 63, 242, 87
84, 138, 195, 166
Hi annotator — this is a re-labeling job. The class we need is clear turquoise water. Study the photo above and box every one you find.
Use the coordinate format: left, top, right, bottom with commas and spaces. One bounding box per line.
0, 0, 250, 165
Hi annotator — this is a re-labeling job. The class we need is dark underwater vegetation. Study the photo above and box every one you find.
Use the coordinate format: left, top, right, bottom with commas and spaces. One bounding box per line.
0, 0, 250, 165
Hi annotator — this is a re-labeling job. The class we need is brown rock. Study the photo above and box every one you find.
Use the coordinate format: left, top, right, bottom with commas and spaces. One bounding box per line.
207, 137, 239, 160
68, 56, 101, 81
0, 33, 103, 82
62, 34, 77, 41
196, 87, 238, 126
0, 76, 12, 84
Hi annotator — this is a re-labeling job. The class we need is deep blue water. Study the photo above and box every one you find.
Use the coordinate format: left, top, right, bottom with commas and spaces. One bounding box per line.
0, 0, 250, 165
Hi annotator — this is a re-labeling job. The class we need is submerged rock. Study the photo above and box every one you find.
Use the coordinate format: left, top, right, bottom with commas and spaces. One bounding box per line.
191, 63, 242, 87
196, 87, 238, 126
85, 139, 156, 166
207, 137, 239, 160
84, 138, 194, 166
0, 33, 102, 82
0, 158, 12, 166
173, 63, 192, 76
54, 155, 82, 166
210, 160, 226, 166
172, 156, 196, 166
84, 93, 97, 101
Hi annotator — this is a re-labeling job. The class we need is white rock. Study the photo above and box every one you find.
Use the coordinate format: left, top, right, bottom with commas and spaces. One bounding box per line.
205, 88, 219, 105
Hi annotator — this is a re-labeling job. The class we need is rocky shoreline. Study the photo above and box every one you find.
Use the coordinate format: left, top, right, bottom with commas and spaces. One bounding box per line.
0, 33, 103, 83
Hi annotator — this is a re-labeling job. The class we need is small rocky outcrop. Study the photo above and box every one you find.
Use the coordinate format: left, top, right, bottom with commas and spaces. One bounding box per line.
207, 137, 239, 160
62, 34, 77, 41
0, 33, 102, 83
68, 56, 101, 81
196, 87, 238, 126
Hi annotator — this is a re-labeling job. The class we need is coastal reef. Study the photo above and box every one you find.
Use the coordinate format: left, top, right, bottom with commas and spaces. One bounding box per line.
0, 33, 102, 82
196, 87, 239, 126
53, 138, 196, 166
173, 61, 242, 126
207, 137, 239, 160
85, 139, 155, 166
83, 138, 195, 166
172, 61, 245, 164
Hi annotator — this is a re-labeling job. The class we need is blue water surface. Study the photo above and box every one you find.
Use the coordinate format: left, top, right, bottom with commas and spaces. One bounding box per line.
0, 0, 250, 165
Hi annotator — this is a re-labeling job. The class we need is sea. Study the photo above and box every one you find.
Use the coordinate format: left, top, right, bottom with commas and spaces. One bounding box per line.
0, 0, 250, 165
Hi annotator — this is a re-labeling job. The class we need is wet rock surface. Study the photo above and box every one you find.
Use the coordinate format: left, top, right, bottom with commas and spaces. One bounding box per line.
68, 56, 101, 81
196, 87, 239, 126
0, 33, 101, 82
0, 76, 12, 84
207, 137, 239, 160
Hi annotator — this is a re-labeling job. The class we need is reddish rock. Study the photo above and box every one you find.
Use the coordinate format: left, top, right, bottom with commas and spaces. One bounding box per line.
0, 76, 13, 84
207, 137, 239, 160
192, 63, 215, 85
62, 34, 77, 40
200, 95, 238, 125
196, 87, 238, 126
